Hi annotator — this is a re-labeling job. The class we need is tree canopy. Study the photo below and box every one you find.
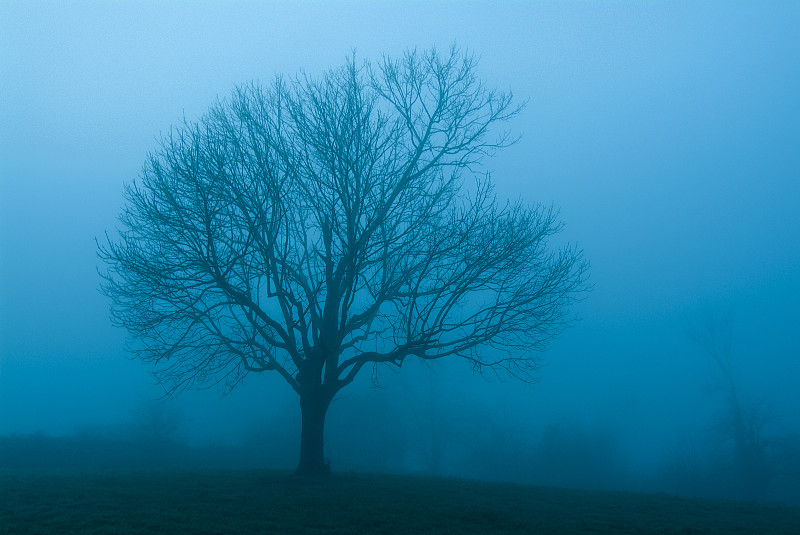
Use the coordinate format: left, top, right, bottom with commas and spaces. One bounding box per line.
100, 46, 588, 474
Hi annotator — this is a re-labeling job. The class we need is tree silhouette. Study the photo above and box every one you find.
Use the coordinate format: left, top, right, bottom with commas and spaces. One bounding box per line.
100, 47, 588, 475
688, 312, 770, 499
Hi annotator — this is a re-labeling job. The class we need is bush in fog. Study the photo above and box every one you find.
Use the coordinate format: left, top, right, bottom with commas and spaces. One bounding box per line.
659, 436, 734, 500
326, 390, 410, 473
128, 399, 185, 445
0, 432, 190, 471
659, 426, 800, 504
460, 406, 528, 482
241, 401, 300, 470
458, 416, 625, 491
527, 424, 625, 490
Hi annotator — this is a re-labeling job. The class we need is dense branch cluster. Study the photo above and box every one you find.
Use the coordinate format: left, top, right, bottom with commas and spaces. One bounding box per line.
100, 47, 587, 399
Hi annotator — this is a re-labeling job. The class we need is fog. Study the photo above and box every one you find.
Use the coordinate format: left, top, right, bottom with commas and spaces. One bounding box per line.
1, 2, 798, 502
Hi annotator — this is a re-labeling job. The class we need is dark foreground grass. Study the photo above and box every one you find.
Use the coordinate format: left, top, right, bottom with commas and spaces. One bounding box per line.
1, 469, 798, 534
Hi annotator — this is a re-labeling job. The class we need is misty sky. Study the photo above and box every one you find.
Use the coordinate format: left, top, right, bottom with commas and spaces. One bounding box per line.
1, 1, 798, 468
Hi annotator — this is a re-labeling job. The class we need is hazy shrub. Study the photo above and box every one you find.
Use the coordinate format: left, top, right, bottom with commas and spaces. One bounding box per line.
128, 398, 185, 445
656, 436, 731, 500
326, 390, 410, 473
0, 431, 257, 472
458, 407, 529, 482
527, 424, 627, 491
656, 427, 800, 504
0, 432, 177, 471
241, 402, 300, 470
458, 418, 627, 491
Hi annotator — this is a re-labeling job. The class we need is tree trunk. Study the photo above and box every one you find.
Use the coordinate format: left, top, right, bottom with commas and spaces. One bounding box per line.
296, 389, 332, 476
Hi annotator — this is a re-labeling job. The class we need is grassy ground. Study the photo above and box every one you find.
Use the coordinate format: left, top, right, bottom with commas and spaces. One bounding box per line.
1, 469, 799, 534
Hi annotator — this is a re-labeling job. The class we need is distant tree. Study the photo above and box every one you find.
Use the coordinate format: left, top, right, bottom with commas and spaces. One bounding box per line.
99, 46, 588, 475
130, 399, 183, 445
688, 312, 770, 500
404, 362, 459, 476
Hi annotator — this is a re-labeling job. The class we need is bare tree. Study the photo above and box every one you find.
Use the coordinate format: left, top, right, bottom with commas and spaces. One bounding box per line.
130, 399, 183, 445
99, 46, 588, 475
688, 312, 770, 499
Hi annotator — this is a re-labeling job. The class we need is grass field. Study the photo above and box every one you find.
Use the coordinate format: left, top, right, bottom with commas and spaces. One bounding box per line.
1, 469, 799, 534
